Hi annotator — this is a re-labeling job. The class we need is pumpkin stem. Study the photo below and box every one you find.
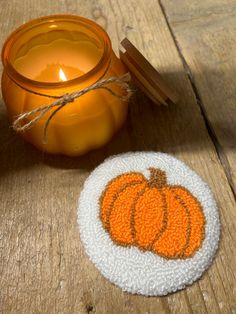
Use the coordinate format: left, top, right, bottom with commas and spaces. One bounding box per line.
148, 168, 167, 188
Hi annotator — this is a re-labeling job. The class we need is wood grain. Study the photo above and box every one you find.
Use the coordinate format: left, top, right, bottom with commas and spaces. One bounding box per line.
0, 0, 235, 313
160, 0, 236, 195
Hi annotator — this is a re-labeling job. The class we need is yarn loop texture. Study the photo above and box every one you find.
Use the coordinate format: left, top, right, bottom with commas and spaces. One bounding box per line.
78, 152, 220, 296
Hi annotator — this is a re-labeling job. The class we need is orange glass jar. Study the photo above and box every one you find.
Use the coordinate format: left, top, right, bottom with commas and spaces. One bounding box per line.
1, 15, 128, 156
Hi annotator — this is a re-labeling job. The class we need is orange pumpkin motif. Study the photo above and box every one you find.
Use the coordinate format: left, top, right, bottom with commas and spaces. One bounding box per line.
100, 168, 205, 259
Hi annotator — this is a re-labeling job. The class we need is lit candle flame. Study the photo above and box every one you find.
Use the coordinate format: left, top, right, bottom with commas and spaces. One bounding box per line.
59, 68, 67, 82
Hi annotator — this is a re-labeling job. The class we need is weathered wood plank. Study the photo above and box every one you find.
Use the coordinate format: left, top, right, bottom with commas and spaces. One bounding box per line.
0, 0, 235, 313
160, 0, 236, 195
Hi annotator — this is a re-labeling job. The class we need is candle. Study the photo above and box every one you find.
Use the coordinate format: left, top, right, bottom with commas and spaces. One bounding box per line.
13, 35, 102, 81
2, 15, 128, 156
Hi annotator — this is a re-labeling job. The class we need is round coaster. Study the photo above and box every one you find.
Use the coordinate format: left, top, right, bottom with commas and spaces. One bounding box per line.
78, 152, 220, 296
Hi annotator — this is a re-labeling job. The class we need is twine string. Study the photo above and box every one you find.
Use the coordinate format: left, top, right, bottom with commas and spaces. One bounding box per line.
12, 73, 133, 143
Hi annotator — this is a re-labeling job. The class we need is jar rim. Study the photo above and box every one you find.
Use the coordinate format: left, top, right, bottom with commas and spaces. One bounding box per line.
1, 14, 112, 89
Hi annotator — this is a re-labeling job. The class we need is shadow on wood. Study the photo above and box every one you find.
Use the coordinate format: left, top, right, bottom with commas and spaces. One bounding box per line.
0, 68, 235, 177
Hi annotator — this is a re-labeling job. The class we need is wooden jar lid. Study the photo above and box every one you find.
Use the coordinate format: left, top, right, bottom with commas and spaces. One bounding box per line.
119, 38, 178, 105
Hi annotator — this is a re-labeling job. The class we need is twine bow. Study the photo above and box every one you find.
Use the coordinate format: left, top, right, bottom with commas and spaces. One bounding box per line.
12, 73, 133, 143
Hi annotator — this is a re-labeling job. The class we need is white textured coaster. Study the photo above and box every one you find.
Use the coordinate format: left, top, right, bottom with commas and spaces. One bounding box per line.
78, 152, 220, 296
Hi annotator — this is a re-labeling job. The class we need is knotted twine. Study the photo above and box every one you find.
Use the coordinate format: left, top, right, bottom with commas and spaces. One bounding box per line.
12, 73, 132, 143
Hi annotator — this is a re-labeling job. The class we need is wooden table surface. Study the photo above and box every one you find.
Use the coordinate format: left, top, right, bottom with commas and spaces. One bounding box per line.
0, 0, 235, 313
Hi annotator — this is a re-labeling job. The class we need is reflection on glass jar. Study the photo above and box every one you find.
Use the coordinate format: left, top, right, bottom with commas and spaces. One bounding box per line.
2, 15, 129, 156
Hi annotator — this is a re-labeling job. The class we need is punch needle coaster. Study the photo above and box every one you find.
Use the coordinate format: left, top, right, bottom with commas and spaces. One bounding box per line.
78, 152, 220, 296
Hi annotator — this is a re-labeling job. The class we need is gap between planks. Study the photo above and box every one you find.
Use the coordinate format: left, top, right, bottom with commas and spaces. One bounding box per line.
158, 0, 236, 202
